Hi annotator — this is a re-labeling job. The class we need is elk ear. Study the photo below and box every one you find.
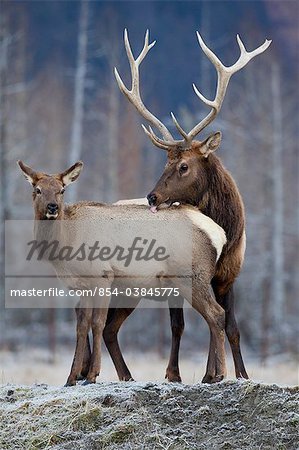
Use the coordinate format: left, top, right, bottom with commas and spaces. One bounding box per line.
17, 160, 38, 185
60, 161, 83, 186
199, 132, 222, 158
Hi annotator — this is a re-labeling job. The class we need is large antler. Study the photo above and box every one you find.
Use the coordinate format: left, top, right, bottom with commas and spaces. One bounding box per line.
116, 30, 272, 150
114, 29, 174, 150
173, 32, 272, 144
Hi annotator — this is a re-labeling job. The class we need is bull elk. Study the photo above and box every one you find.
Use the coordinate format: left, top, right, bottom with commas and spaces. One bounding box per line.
18, 160, 227, 385
111, 30, 271, 382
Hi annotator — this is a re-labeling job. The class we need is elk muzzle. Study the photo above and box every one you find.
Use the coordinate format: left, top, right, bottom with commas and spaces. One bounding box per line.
147, 192, 157, 206
147, 192, 172, 214
46, 203, 59, 219
147, 192, 159, 214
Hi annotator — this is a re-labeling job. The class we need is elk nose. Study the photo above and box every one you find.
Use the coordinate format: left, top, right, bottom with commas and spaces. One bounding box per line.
147, 192, 157, 206
47, 203, 58, 214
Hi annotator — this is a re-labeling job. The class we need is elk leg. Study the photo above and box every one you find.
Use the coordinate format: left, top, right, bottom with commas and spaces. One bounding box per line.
218, 285, 249, 379
201, 329, 218, 383
65, 304, 93, 386
165, 296, 185, 382
74, 303, 91, 380
84, 304, 110, 384
103, 297, 140, 381
191, 281, 226, 383
212, 282, 249, 379
80, 335, 92, 379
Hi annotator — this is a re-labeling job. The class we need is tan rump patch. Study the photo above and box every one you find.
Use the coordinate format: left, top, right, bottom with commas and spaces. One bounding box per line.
238, 230, 246, 266
185, 209, 227, 261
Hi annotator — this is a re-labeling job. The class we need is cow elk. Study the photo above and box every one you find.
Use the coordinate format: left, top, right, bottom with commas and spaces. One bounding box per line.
113, 30, 271, 382
18, 160, 228, 385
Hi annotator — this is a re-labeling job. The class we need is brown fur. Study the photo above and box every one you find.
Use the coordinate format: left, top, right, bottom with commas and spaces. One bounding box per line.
147, 137, 249, 380
81, 143, 248, 383
149, 141, 245, 294
18, 161, 228, 385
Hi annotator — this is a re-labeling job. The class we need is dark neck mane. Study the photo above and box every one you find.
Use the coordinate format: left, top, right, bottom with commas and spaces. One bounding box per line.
199, 155, 245, 250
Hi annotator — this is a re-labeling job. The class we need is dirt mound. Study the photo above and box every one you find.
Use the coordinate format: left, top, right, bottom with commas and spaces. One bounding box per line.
0, 381, 298, 449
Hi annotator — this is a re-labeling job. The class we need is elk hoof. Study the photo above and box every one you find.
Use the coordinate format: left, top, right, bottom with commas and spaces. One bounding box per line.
202, 374, 224, 384
165, 370, 182, 383
64, 380, 76, 387
121, 376, 134, 382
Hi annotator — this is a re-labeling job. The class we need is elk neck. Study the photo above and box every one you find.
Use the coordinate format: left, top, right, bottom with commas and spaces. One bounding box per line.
33, 206, 66, 244
197, 154, 245, 251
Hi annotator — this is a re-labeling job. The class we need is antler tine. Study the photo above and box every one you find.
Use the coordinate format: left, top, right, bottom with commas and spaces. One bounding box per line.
196, 32, 224, 73
141, 125, 170, 150
186, 32, 272, 141
115, 29, 175, 145
123, 28, 135, 69
136, 30, 156, 65
192, 83, 216, 109
231, 35, 272, 72
124, 29, 156, 72
170, 112, 189, 141
171, 31, 229, 144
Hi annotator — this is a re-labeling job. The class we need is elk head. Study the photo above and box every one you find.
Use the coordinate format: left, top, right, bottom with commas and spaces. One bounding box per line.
115, 30, 271, 212
17, 161, 83, 219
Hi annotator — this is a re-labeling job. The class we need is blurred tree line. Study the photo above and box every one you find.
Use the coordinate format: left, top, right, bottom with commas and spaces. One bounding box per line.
0, 1, 298, 361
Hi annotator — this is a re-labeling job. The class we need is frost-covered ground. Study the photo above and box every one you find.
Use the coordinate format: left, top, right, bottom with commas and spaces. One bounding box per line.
0, 347, 298, 448
0, 380, 298, 449
0, 347, 298, 387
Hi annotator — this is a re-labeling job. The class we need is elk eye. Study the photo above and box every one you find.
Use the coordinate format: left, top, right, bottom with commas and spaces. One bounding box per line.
179, 163, 188, 173
35, 187, 41, 195
60, 188, 65, 195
